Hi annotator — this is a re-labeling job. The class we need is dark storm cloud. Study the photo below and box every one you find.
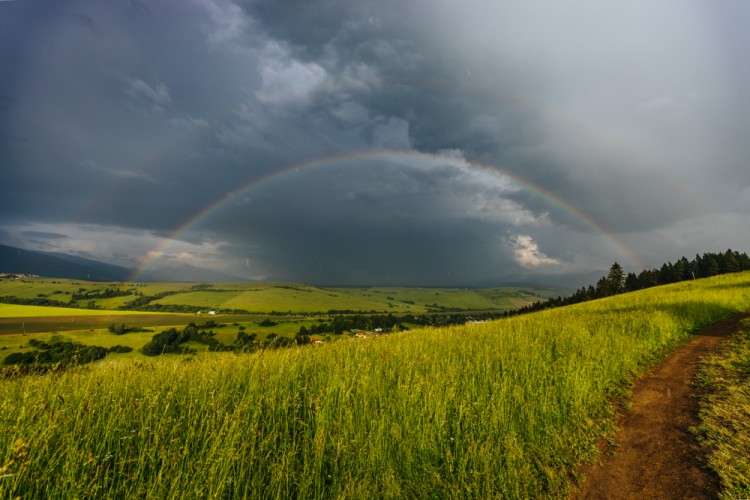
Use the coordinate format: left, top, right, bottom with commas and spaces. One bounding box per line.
186, 159, 557, 284
245, 0, 536, 154
0, 95, 13, 114
0, 0, 261, 229
238, 0, 726, 232
1, 0, 749, 283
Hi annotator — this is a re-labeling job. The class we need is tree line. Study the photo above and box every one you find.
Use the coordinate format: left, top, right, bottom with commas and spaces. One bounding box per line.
512, 249, 750, 316
299, 314, 403, 335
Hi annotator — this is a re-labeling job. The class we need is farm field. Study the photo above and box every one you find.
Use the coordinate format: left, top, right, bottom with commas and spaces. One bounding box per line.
0, 308, 194, 336
0, 303, 159, 318
0, 276, 563, 314
149, 286, 394, 313
0, 272, 749, 497
327, 286, 551, 312
0, 303, 192, 335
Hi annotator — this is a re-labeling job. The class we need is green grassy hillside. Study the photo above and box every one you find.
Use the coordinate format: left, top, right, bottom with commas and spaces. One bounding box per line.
0, 277, 561, 314
1, 273, 748, 497
0, 278, 189, 302
328, 286, 547, 312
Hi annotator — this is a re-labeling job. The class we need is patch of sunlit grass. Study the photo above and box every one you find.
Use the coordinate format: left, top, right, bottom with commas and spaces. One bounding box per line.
694, 317, 750, 499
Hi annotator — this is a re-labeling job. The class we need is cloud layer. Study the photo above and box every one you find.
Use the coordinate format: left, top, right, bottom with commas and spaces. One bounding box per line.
1, 0, 749, 284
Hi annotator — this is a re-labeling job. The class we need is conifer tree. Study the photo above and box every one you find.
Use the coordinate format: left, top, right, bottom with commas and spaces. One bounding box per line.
723, 249, 739, 273
607, 262, 625, 294
702, 255, 720, 277
625, 272, 639, 292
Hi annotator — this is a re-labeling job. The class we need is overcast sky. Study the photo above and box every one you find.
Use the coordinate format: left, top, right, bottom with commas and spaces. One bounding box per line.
1, 0, 749, 285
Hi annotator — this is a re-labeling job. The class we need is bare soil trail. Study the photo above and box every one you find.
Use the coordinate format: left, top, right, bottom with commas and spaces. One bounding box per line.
575, 312, 750, 500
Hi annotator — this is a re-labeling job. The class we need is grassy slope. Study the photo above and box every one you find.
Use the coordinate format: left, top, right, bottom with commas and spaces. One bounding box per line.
694, 316, 750, 498
329, 286, 554, 312
0, 273, 749, 497
152, 286, 392, 313
0, 281, 76, 304
0, 278, 190, 308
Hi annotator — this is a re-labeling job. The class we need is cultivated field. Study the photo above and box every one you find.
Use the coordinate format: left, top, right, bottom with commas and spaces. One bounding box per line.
0, 273, 749, 497
0, 277, 561, 314
0, 303, 158, 318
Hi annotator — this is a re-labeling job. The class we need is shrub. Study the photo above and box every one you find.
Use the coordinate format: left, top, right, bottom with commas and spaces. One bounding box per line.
108, 345, 133, 354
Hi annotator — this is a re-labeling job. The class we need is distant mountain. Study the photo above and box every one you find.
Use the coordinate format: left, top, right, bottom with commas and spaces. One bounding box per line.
0, 244, 248, 283
0, 244, 131, 281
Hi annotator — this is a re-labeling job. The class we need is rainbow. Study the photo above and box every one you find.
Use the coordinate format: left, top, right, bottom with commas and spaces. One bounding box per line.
127, 149, 644, 281
73, 75, 703, 232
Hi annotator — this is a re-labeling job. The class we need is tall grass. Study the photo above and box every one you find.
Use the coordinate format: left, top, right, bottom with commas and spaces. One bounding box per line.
693, 315, 750, 499
1, 273, 749, 498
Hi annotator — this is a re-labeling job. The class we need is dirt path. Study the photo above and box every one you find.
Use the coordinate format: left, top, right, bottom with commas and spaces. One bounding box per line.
575, 312, 750, 500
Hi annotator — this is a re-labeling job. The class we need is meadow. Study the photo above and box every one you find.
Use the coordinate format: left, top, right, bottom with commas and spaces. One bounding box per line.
0, 277, 561, 314
0, 273, 749, 497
